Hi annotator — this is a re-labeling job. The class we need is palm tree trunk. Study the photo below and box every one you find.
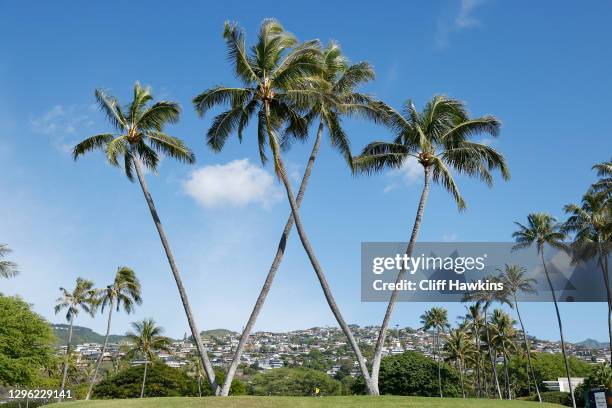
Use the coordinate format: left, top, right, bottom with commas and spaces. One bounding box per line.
484, 307, 503, 399
132, 154, 218, 394
58, 314, 74, 403
502, 353, 509, 399
140, 359, 148, 398
475, 328, 482, 397
436, 327, 443, 398
86, 298, 115, 400
597, 241, 612, 364
263, 103, 374, 394
371, 166, 431, 393
513, 294, 541, 402
198, 376, 202, 397
459, 359, 466, 398
540, 250, 576, 408
220, 120, 324, 396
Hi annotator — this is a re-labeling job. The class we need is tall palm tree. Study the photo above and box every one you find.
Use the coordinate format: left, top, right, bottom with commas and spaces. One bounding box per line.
489, 309, 518, 400
0, 244, 18, 279
204, 40, 382, 396
420, 307, 450, 397
464, 304, 485, 397
443, 327, 476, 398
192, 19, 375, 393
72, 83, 219, 393
54, 277, 96, 402
125, 319, 171, 398
513, 213, 576, 408
591, 159, 612, 197
462, 276, 510, 399
501, 264, 542, 402
85, 267, 142, 400
563, 191, 611, 362
354, 96, 509, 392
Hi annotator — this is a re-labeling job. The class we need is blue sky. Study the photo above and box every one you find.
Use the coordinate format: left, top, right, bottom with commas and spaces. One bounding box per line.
1, 1, 611, 342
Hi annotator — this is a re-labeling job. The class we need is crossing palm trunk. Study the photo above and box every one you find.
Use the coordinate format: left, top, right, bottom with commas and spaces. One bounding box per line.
540, 249, 576, 408
220, 120, 324, 396
140, 359, 148, 398
85, 297, 115, 400
58, 314, 74, 403
370, 166, 431, 393
513, 293, 541, 402
263, 102, 374, 394
484, 307, 503, 399
133, 154, 218, 394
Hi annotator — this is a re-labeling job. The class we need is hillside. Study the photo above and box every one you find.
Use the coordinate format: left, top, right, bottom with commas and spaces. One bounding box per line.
52, 324, 127, 346
576, 338, 608, 349
200, 329, 238, 338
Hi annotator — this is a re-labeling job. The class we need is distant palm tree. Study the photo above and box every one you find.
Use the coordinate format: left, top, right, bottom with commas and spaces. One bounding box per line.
86, 267, 142, 400
54, 277, 96, 402
72, 83, 219, 393
501, 264, 541, 402
462, 276, 510, 399
489, 309, 518, 400
513, 213, 575, 408
354, 95, 509, 391
464, 304, 485, 397
125, 319, 171, 398
209, 40, 382, 396
187, 355, 205, 397
421, 307, 450, 397
443, 327, 475, 398
563, 191, 611, 362
0, 244, 18, 279
591, 159, 612, 197
192, 19, 374, 393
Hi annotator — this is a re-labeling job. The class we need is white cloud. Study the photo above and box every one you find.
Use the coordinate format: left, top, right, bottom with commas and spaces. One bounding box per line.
30, 104, 95, 154
183, 159, 283, 209
435, 0, 489, 49
383, 157, 423, 192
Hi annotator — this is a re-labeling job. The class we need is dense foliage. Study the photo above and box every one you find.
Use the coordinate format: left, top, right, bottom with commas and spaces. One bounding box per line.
93, 363, 197, 398
249, 367, 341, 396
0, 295, 55, 386
353, 351, 461, 396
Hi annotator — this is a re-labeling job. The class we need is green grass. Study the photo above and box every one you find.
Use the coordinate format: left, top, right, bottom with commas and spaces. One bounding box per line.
49, 396, 562, 408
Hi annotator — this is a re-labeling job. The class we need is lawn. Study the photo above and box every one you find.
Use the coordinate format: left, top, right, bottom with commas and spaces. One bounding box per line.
49, 396, 561, 407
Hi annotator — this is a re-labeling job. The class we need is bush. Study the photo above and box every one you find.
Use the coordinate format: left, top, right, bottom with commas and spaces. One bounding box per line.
0, 295, 55, 386
93, 363, 197, 398
249, 367, 341, 396
352, 351, 461, 397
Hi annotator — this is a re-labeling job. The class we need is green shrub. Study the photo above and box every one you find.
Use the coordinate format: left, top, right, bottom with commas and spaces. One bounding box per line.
249, 367, 341, 396
352, 351, 461, 396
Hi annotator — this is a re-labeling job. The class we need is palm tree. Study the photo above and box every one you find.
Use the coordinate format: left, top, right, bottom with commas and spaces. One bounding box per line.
72, 83, 219, 393
462, 276, 510, 399
125, 319, 171, 398
501, 264, 542, 402
85, 267, 142, 400
489, 309, 518, 400
354, 95, 509, 391
54, 277, 96, 402
513, 213, 576, 408
563, 191, 611, 362
206, 40, 382, 396
591, 159, 611, 197
421, 307, 450, 397
192, 19, 374, 393
187, 355, 205, 397
0, 244, 18, 279
464, 304, 485, 397
443, 327, 476, 398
